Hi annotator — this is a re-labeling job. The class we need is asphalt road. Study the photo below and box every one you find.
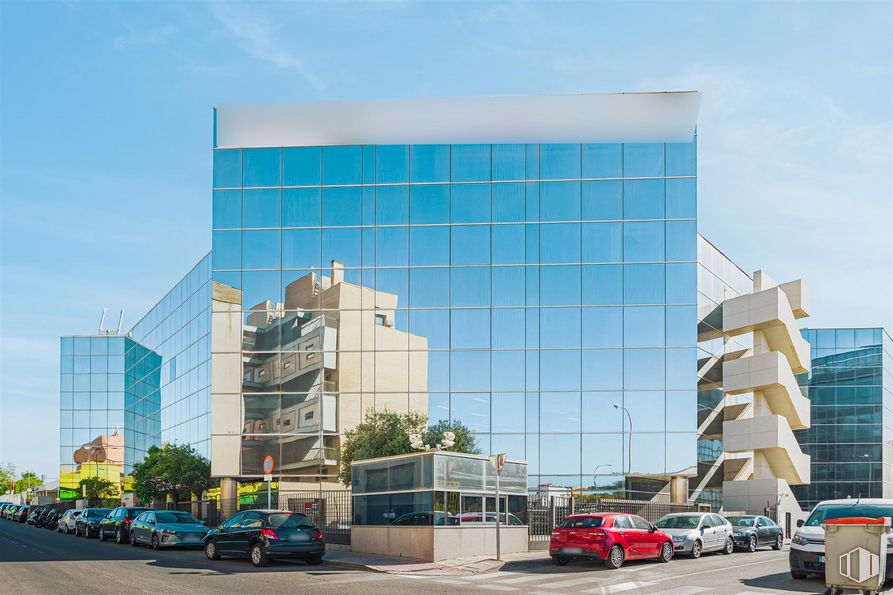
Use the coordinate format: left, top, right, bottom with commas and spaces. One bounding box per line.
0, 519, 846, 594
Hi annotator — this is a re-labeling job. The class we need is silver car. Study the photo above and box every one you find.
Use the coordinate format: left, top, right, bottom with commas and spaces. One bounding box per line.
58, 509, 82, 534
654, 512, 734, 558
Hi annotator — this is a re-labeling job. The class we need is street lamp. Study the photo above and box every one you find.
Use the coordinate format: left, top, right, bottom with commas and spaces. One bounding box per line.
612, 404, 633, 475
863, 453, 874, 496
592, 464, 613, 490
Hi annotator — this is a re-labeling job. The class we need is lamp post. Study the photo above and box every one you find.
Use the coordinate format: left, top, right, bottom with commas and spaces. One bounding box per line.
612, 404, 633, 475
592, 464, 613, 490
864, 453, 874, 497
491, 453, 507, 561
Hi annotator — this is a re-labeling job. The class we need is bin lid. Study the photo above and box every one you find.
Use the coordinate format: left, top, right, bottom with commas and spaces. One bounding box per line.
824, 517, 891, 525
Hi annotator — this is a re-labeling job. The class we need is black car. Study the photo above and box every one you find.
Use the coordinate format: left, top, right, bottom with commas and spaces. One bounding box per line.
26, 506, 44, 524
16, 505, 29, 523
75, 508, 112, 537
98, 506, 152, 544
727, 515, 784, 552
40, 509, 61, 529
203, 510, 325, 567
33, 508, 53, 527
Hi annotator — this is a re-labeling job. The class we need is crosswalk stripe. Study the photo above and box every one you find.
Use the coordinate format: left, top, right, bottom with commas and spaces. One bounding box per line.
478, 585, 519, 592
651, 587, 711, 595
582, 580, 656, 594
534, 575, 606, 589
495, 574, 571, 585
434, 579, 473, 585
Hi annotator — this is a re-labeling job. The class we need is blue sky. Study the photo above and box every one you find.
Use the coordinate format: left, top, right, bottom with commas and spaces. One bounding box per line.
1, 1, 891, 478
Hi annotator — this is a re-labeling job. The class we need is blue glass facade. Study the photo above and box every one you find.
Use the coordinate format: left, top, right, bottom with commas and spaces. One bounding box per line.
793, 328, 893, 509
126, 255, 212, 471
211, 140, 699, 489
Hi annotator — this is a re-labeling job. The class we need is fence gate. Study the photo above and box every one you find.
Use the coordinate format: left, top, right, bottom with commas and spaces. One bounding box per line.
285, 491, 351, 546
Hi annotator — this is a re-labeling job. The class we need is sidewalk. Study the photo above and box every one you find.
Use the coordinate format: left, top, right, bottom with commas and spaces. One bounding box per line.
323, 549, 551, 575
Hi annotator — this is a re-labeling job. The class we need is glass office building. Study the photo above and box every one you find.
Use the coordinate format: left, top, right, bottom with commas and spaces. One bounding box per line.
59, 335, 129, 500
793, 328, 893, 508
59, 256, 211, 498
210, 93, 701, 490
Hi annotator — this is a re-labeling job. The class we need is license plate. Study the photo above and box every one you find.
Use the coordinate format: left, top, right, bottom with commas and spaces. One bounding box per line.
183, 534, 201, 542
290, 533, 309, 542
562, 547, 583, 554
818, 555, 824, 563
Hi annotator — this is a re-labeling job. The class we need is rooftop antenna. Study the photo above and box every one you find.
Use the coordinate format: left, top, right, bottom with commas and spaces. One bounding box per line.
115, 309, 124, 335
98, 308, 108, 334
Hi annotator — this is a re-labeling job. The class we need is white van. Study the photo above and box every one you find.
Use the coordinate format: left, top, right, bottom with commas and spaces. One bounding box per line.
789, 498, 893, 580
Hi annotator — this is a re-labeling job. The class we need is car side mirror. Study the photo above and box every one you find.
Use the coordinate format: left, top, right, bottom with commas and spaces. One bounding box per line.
700, 526, 706, 533
649, 525, 657, 533
148, 520, 155, 525
796, 519, 804, 527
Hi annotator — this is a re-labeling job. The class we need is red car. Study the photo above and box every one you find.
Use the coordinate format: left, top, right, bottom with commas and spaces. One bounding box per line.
550, 513, 674, 568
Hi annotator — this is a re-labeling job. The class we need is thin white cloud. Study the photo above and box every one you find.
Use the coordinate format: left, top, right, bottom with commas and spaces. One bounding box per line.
209, 3, 326, 94
113, 23, 178, 49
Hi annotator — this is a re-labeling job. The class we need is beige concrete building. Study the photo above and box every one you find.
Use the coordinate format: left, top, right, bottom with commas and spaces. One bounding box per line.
698, 269, 811, 525
211, 261, 428, 494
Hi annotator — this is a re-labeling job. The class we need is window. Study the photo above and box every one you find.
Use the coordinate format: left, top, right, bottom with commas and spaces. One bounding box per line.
631, 516, 653, 531
560, 516, 604, 529
221, 512, 245, 528
239, 512, 264, 529
612, 516, 631, 529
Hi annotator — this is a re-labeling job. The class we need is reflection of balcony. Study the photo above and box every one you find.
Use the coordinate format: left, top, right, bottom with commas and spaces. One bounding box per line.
723, 351, 810, 430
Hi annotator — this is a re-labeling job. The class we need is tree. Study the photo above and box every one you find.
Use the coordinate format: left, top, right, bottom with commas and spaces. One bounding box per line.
14, 471, 40, 494
338, 410, 480, 486
79, 477, 118, 506
0, 463, 14, 494
131, 443, 211, 504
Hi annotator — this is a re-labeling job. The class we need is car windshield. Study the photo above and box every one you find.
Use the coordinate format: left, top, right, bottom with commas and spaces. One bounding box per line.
86, 509, 111, 518
560, 517, 604, 529
155, 511, 199, 524
267, 513, 314, 529
655, 515, 700, 529
727, 516, 756, 527
805, 503, 893, 527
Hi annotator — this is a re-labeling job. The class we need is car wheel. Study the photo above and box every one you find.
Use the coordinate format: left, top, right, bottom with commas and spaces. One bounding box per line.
690, 540, 702, 559
151, 534, 160, 551
747, 535, 757, 552
250, 543, 268, 567
98, 528, 106, 541
306, 556, 323, 565
130, 531, 138, 547
659, 541, 673, 563
205, 540, 220, 560
115, 528, 124, 544
791, 570, 808, 580
772, 534, 783, 551
551, 555, 569, 566
723, 537, 734, 555
605, 545, 624, 569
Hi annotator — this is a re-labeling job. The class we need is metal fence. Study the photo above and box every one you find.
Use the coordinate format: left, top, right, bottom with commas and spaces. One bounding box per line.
164, 490, 353, 545
527, 495, 711, 550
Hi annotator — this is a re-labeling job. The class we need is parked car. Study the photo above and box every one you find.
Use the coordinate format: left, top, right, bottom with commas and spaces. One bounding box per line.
15, 505, 30, 523
58, 509, 82, 533
75, 508, 112, 537
33, 508, 54, 527
0, 503, 13, 518
550, 513, 674, 569
654, 512, 734, 559
129, 510, 208, 550
457, 512, 524, 526
790, 498, 893, 580
203, 510, 325, 567
98, 506, 151, 544
26, 506, 44, 524
726, 515, 784, 552
391, 511, 459, 526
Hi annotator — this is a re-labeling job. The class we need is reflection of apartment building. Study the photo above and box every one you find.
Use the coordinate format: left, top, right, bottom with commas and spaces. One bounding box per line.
211, 262, 429, 490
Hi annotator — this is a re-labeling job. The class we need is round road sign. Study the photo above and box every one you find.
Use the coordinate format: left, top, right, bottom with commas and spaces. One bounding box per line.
263, 455, 275, 475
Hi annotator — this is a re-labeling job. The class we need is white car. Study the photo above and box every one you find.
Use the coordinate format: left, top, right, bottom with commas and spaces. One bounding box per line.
654, 512, 734, 558
58, 509, 82, 534
789, 498, 893, 580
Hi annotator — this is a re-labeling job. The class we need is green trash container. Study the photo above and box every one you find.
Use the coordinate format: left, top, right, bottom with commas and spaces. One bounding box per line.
822, 516, 891, 595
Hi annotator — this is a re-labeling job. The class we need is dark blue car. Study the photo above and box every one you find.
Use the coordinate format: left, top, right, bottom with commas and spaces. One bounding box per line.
203, 510, 324, 567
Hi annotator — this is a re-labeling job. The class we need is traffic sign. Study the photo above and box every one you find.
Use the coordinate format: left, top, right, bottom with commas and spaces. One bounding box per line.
263, 455, 275, 475
263, 474, 273, 482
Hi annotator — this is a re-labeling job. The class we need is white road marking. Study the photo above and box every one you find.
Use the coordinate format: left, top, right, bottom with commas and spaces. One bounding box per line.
478, 585, 519, 592
535, 575, 608, 589
648, 556, 785, 584
434, 578, 473, 585
582, 581, 656, 594
495, 574, 572, 584
651, 587, 711, 595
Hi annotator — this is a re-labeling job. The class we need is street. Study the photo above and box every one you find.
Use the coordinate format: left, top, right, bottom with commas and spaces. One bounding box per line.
0, 520, 844, 594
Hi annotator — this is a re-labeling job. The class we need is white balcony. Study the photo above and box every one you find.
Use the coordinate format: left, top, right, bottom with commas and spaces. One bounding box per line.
723, 351, 810, 430
723, 415, 810, 485
721, 286, 811, 374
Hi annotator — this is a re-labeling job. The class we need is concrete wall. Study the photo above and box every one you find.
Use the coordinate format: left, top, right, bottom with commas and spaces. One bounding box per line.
351, 525, 529, 562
